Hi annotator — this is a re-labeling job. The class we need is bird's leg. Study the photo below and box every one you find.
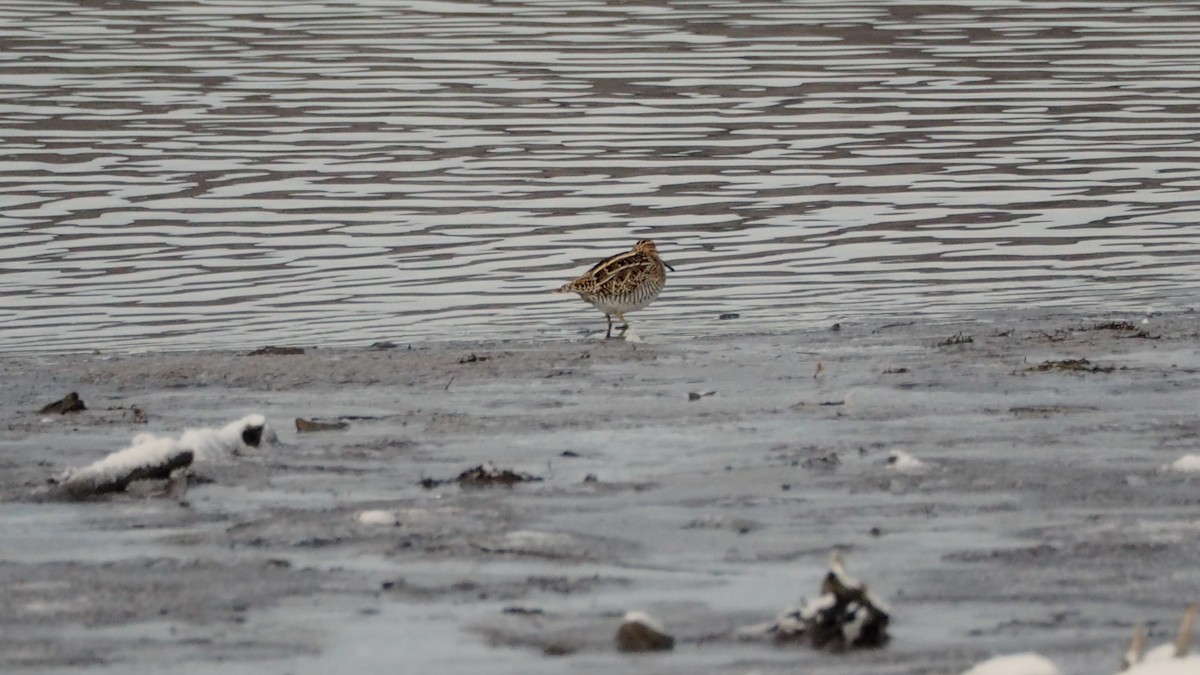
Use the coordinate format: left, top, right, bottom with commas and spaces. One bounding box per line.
615, 311, 629, 337
605, 314, 613, 339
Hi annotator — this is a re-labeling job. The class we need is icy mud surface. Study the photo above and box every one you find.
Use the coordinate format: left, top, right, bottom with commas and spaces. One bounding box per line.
2, 312, 1198, 674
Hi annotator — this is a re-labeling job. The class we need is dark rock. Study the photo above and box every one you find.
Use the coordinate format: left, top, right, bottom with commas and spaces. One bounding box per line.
615, 612, 675, 652
39, 392, 86, 414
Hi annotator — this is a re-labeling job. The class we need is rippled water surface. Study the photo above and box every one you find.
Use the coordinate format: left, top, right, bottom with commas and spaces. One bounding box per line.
4, 0, 1200, 352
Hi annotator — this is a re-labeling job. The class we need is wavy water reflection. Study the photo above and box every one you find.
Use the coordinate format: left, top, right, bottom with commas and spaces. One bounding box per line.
2, 0, 1200, 352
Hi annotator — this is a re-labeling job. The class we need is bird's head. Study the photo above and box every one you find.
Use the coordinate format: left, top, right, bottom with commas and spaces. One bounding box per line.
634, 239, 675, 271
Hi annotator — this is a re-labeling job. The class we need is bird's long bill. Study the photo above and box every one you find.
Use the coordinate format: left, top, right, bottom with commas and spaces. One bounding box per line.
664, 261, 676, 272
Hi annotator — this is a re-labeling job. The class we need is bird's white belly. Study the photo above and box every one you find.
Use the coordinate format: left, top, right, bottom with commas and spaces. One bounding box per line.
589, 296, 652, 315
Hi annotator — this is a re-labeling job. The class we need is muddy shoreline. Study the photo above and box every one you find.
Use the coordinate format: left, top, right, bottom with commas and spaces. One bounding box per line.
2, 312, 1199, 674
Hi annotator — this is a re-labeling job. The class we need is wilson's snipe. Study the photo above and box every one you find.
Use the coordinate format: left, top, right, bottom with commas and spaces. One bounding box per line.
556, 239, 674, 338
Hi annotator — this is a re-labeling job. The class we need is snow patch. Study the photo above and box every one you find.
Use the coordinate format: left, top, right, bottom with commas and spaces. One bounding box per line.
960, 652, 1061, 675
622, 610, 667, 634
61, 414, 269, 487
357, 510, 400, 526
887, 450, 925, 472
1124, 656, 1200, 675
1164, 454, 1200, 473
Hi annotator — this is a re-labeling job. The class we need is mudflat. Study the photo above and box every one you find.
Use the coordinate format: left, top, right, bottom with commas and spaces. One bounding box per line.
2, 312, 1198, 674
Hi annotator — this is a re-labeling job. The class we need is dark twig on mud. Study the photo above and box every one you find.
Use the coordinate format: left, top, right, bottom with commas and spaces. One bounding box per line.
247, 346, 305, 356
874, 321, 914, 333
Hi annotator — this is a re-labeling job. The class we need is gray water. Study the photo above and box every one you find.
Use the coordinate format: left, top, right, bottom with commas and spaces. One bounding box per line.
3, 0, 1200, 353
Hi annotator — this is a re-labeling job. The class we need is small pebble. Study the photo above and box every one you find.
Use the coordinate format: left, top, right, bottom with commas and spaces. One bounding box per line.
615, 611, 675, 653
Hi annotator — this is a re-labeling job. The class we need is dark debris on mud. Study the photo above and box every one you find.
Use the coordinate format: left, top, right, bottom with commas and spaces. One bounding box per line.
247, 346, 306, 356
935, 332, 974, 347
1029, 358, 1116, 374
1083, 320, 1159, 339
746, 553, 890, 652
1038, 321, 1159, 342
419, 463, 543, 489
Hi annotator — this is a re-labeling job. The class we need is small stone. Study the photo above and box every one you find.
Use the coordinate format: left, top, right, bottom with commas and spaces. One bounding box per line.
615, 611, 675, 653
